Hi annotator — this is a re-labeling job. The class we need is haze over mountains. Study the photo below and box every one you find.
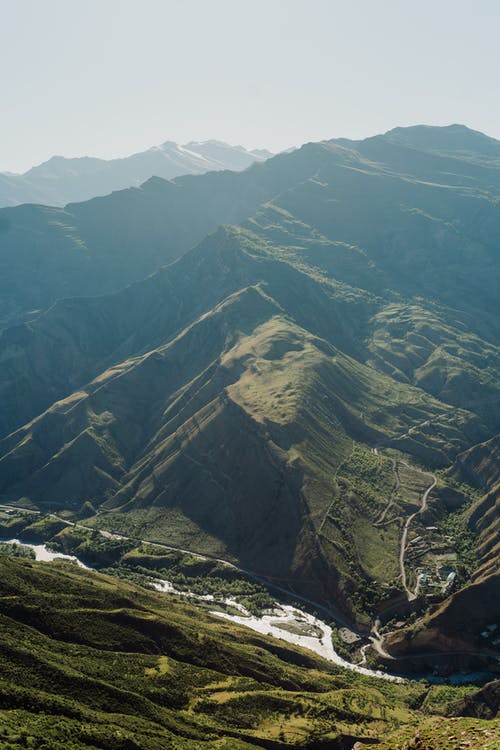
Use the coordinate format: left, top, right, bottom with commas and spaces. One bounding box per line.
0, 139, 272, 208
0, 122, 498, 670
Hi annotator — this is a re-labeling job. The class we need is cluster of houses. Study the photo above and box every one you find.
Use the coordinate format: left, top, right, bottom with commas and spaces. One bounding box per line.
415, 564, 457, 596
403, 525, 460, 598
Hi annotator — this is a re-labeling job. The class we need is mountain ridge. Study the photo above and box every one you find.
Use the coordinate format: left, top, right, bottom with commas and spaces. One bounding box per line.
0, 138, 272, 208
0, 223, 495, 627
0, 125, 499, 638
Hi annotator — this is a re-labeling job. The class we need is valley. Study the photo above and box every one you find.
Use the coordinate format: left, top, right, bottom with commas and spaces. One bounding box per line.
1, 492, 497, 684
0, 531, 402, 683
0, 128, 499, 638
3, 0, 500, 743
0, 123, 499, 746
0, 550, 498, 749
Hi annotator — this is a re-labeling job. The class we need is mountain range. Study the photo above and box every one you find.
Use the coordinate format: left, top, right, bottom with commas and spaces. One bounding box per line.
0, 123, 498, 663
0, 139, 272, 209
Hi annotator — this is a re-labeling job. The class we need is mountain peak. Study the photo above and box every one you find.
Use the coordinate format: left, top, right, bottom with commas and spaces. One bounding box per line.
0, 139, 271, 208
381, 123, 500, 156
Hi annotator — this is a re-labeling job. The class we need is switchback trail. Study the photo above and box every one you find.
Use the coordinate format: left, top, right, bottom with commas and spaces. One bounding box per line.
370, 448, 437, 600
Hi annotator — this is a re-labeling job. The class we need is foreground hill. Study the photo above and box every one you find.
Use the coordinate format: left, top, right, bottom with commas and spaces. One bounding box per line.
0, 555, 498, 749
0, 139, 272, 208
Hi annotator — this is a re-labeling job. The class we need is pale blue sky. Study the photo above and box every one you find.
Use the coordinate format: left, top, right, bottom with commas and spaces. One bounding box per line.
2, 0, 500, 172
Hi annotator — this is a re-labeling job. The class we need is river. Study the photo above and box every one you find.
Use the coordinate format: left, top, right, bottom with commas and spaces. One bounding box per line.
1, 538, 89, 567
3, 539, 491, 685
150, 577, 404, 682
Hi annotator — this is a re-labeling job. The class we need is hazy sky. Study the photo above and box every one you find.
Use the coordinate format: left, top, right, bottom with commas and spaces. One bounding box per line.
2, 0, 500, 172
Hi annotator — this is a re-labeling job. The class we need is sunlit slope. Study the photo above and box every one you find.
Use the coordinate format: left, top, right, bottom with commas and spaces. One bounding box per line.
1, 218, 496, 442
0, 556, 498, 750
0, 231, 487, 620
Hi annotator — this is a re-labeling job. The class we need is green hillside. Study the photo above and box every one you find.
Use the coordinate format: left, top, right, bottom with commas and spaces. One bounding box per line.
0, 555, 498, 749
0, 226, 496, 628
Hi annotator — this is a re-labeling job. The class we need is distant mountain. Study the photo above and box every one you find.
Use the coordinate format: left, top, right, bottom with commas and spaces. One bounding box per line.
0, 139, 272, 208
2, 125, 500, 330
0, 145, 327, 327
382, 123, 500, 157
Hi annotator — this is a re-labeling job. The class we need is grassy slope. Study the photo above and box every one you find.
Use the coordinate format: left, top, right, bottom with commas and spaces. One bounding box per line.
0, 556, 498, 750
0, 223, 496, 624
0, 234, 485, 622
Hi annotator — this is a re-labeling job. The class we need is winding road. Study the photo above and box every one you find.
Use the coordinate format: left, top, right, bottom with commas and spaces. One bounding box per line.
398, 469, 437, 600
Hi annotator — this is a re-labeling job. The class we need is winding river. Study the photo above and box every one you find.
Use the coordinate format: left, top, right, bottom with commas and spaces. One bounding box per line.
3, 537, 493, 685
4, 539, 397, 680
151, 577, 404, 682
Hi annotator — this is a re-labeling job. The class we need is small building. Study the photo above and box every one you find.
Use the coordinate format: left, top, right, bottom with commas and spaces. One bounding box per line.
444, 571, 456, 592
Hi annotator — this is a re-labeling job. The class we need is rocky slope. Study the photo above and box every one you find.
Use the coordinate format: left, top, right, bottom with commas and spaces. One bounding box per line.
452, 435, 500, 491
450, 680, 500, 719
